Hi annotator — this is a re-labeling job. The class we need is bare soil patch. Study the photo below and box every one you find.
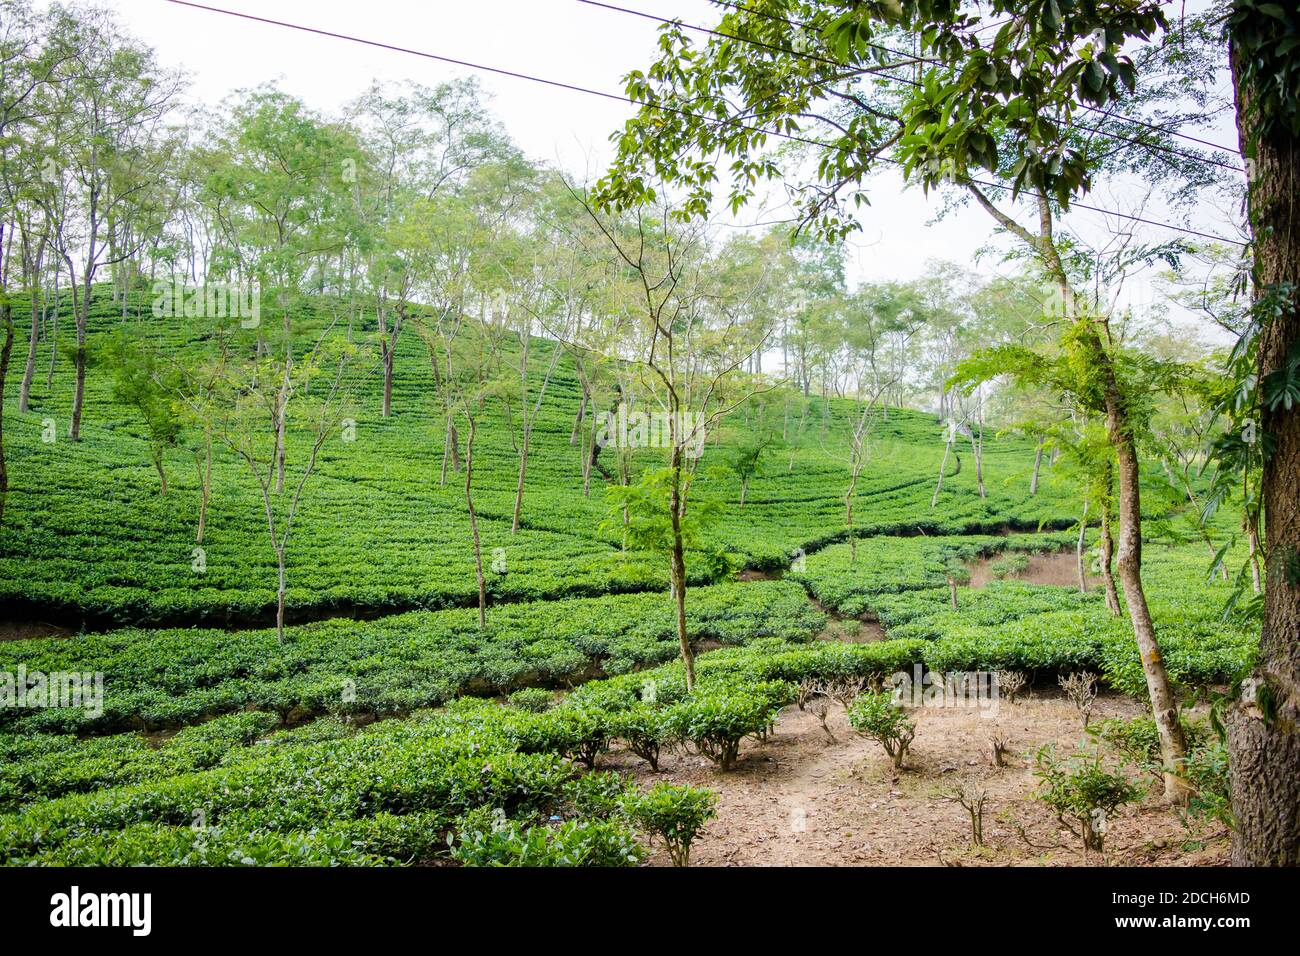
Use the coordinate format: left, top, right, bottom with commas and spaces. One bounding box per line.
968, 550, 1098, 590
0, 620, 74, 642
605, 691, 1228, 867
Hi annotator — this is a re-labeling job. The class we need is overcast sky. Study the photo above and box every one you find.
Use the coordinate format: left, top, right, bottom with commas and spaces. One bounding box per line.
109, 0, 1241, 300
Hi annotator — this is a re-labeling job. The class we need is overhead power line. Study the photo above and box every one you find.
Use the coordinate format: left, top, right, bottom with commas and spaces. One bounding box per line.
161, 0, 1246, 247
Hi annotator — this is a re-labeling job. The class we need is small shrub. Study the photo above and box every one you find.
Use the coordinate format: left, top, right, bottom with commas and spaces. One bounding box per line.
625, 782, 717, 866
823, 676, 868, 709
1090, 715, 1211, 785
944, 560, 970, 610
513, 708, 610, 770
560, 771, 634, 820
946, 782, 988, 846
847, 692, 916, 769
1033, 745, 1142, 853
1058, 671, 1099, 728
1182, 738, 1232, 831
989, 554, 1030, 579
808, 697, 836, 742
990, 730, 1010, 768
665, 689, 780, 771
994, 670, 1027, 703
609, 706, 675, 772
508, 688, 556, 713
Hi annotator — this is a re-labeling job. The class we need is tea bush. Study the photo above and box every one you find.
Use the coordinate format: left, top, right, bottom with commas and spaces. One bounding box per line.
1033, 745, 1143, 853
847, 692, 916, 769
625, 782, 717, 866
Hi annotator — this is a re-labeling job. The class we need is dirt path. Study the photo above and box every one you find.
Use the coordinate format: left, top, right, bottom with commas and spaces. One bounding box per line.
606, 691, 1229, 867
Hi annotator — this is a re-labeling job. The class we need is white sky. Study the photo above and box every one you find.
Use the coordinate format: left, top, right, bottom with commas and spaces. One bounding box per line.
109, 0, 1242, 300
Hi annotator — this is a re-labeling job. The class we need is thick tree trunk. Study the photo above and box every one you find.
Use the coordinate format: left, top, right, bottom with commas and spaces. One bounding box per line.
1226, 32, 1300, 866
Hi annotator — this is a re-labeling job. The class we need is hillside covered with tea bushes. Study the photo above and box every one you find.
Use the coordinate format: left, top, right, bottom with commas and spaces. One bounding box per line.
0, 288, 1257, 867
1, 286, 1086, 628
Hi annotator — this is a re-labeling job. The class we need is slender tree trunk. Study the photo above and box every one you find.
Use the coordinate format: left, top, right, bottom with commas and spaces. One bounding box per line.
275, 367, 289, 494
45, 260, 59, 390
1226, 29, 1300, 865
196, 439, 211, 544
669, 448, 695, 692
511, 424, 531, 534
1077, 500, 1089, 593
0, 302, 12, 529
464, 414, 486, 628
570, 388, 586, 444
19, 242, 43, 412
381, 345, 394, 418
1247, 522, 1262, 595
1106, 385, 1189, 805
1099, 510, 1120, 615
931, 437, 953, 509
153, 453, 168, 496
1030, 437, 1044, 495
275, 548, 287, 643
447, 417, 460, 472
70, 274, 89, 441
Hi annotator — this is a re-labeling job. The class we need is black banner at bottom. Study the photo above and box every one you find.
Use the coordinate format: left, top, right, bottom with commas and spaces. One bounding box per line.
0, 865, 1280, 942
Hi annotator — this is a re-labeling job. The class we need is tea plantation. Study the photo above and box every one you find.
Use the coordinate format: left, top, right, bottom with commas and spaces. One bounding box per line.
0, 286, 1255, 866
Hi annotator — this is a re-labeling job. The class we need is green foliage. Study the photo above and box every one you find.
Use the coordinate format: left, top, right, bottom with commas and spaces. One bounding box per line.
847, 692, 916, 769
989, 553, 1031, 579
1033, 745, 1143, 852
607, 705, 676, 772
1226, 1, 1300, 142
450, 814, 644, 867
1182, 738, 1233, 830
664, 683, 786, 770
0, 579, 820, 734
1090, 714, 1210, 782
624, 782, 717, 866
507, 688, 555, 713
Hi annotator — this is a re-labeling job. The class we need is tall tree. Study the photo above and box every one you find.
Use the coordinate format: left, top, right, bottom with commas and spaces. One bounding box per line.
49, 6, 182, 440
578, 194, 774, 690
598, 0, 1237, 803
1222, 0, 1300, 866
